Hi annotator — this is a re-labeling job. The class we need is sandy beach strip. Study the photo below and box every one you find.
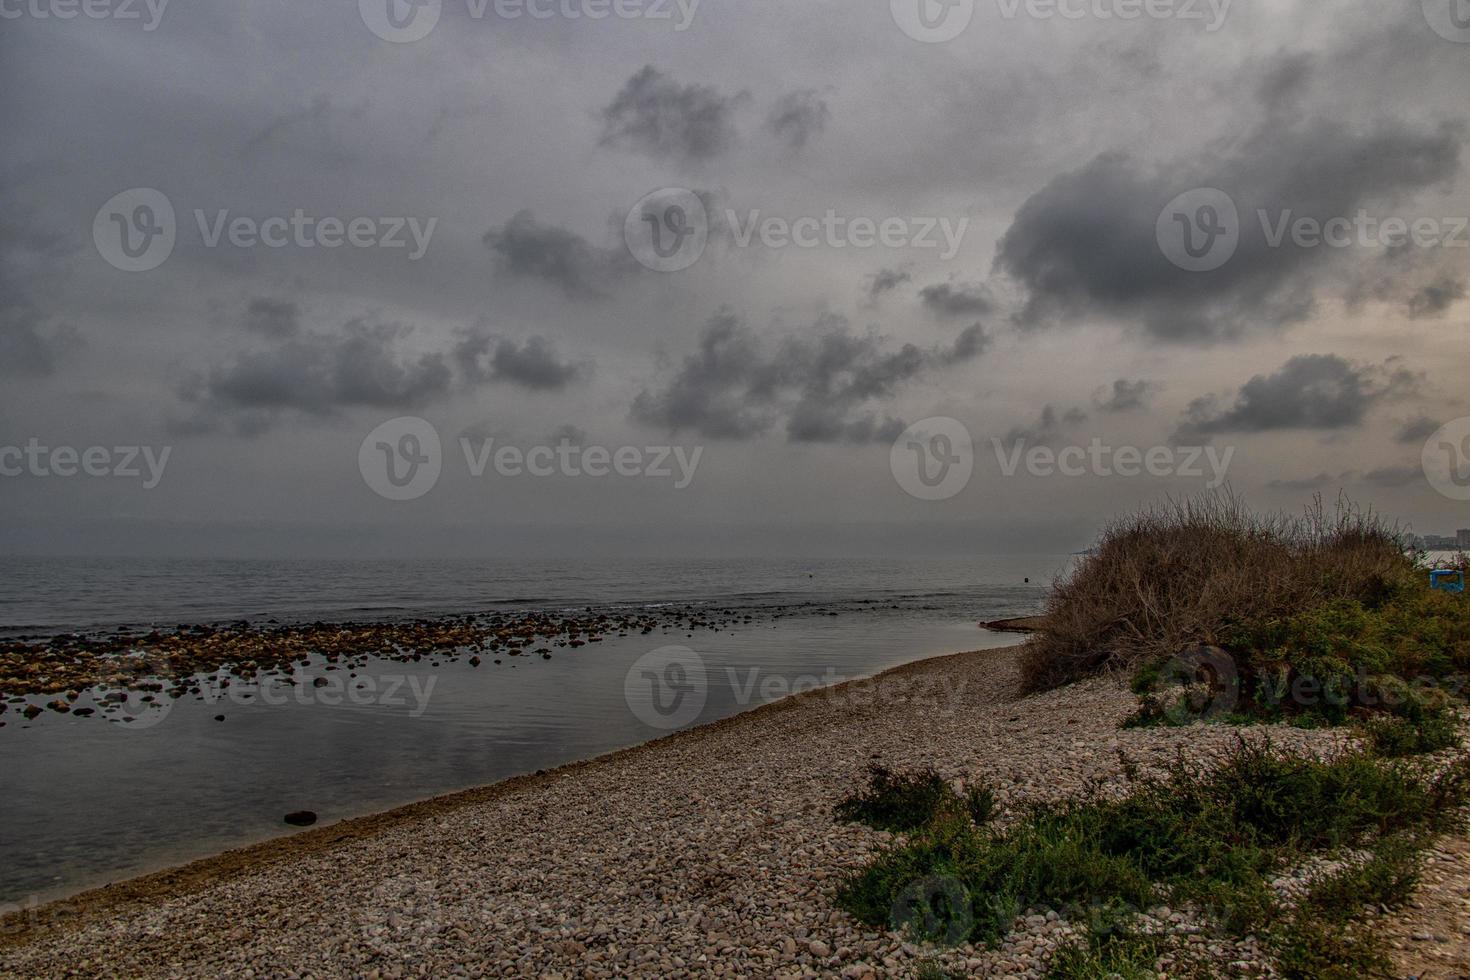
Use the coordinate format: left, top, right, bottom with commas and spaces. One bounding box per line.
0, 644, 1359, 978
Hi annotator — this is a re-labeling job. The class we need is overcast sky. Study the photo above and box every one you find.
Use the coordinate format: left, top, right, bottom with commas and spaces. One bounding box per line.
1, 0, 1468, 558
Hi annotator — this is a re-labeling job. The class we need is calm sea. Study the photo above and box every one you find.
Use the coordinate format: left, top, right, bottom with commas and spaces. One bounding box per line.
0, 555, 1066, 905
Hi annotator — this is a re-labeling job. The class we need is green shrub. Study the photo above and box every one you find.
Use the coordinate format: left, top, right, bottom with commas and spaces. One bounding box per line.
835, 741, 1470, 971
1021, 493, 1412, 692
835, 765, 994, 834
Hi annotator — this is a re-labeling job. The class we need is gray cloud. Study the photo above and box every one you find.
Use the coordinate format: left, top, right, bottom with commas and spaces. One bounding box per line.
599, 66, 747, 163
919, 282, 993, 319
631, 311, 986, 443
454, 332, 584, 391
1408, 277, 1466, 319
994, 55, 1462, 342
1175, 354, 1420, 440
179, 316, 459, 435
243, 298, 302, 338
1093, 379, 1156, 413
866, 267, 911, 302
767, 89, 829, 153
1002, 404, 1088, 447
482, 210, 633, 300
1396, 415, 1442, 444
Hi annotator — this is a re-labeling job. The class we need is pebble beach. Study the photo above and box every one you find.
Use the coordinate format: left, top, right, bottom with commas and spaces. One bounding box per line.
0, 643, 1458, 979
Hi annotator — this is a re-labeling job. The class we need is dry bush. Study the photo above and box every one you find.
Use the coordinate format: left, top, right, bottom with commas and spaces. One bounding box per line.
1020, 492, 1412, 692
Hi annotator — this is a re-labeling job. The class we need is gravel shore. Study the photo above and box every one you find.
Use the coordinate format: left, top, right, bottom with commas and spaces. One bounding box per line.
0, 644, 1396, 978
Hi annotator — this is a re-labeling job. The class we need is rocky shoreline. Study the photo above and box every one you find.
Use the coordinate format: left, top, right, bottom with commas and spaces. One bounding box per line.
0, 605, 805, 725
0, 644, 1453, 978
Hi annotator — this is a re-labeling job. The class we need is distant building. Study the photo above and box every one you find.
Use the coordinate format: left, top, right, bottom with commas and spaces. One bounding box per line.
1421, 534, 1462, 550
1460, 529, 1470, 549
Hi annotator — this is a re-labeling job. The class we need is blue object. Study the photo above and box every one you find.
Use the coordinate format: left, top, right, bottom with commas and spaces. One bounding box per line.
1430, 570, 1465, 594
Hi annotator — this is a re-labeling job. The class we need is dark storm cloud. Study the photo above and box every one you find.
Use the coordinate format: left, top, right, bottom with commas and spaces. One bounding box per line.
1396, 416, 1442, 445
1408, 278, 1466, 319
1001, 405, 1088, 447
993, 52, 1463, 342
243, 298, 302, 338
766, 90, 829, 153
482, 210, 633, 300
599, 66, 747, 163
1174, 354, 1420, 440
454, 332, 584, 391
919, 282, 993, 319
179, 317, 461, 434
630, 312, 986, 443
1094, 379, 1156, 414
865, 268, 911, 302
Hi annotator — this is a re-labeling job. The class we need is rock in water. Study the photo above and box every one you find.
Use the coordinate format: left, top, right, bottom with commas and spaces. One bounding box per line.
284, 810, 317, 827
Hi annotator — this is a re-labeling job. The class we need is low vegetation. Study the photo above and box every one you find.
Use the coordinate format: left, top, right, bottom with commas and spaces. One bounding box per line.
834, 741, 1470, 977
835, 765, 994, 833
1023, 492, 1468, 746
833, 495, 1470, 976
